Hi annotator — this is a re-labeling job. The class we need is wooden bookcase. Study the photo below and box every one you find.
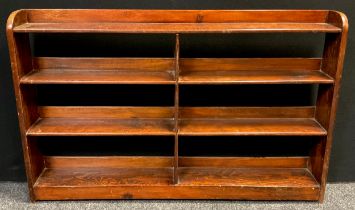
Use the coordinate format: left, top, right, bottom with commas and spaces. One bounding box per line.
6, 10, 348, 202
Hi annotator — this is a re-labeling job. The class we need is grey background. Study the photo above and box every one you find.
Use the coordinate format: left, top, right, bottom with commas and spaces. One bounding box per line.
0, 0, 354, 182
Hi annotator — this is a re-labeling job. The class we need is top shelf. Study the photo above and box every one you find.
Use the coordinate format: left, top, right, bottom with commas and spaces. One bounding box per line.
13, 22, 341, 33
8, 9, 346, 34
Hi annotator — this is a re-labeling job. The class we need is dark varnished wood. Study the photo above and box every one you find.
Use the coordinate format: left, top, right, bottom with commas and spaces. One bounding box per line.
38, 106, 174, 119
35, 168, 173, 187
21, 57, 334, 85
179, 58, 333, 84
10, 10, 341, 33
179, 106, 326, 136
6, 11, 44, 201
36, 167, 318, 188
44, 156, 309, 169
180, 106, 316, 119
7, 9, 348, 202
310, 11, 349, 202
33, 167, 319, 200
33, 185, 320, 200
179, 70, 333, 84
27, 118, 175, 136
174, 34, 180, 184
21, 69, 175, 84
178, 167, 318, 187
21, 57, 175, 84
181, 58, 322, 71
34, 155, 318, 200
30, 106, 175, 136
32, 106, 323, 136
16, 10, 332, 23
32, 57, 174, 71
14, 22, 341, 33
179, 118, 326, 136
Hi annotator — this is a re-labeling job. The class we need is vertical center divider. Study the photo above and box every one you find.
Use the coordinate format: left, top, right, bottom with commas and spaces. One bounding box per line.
173, 34, 180, 184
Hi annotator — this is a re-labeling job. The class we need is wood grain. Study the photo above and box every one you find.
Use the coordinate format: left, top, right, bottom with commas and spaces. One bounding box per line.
13, 22, 341, 33
179, 70, 333, 84
24, 10, 330, 23
44, 156, 309, 169
179, 118, 327, 136
180, 107, 315, 119
6, 10, 44, 201
27, 118, 175, 136
21, 70, 175, 84
38, 106, 174, 119
21, 57, 175, 84
33, 167, 319, 200
33, 57, 174, 71
311, 11, 349, 202
174, 34, 180, 184
180, 58, 322, 71
178, 167, 319, 187
33, 185, 320, 200
7, 9, 348, 202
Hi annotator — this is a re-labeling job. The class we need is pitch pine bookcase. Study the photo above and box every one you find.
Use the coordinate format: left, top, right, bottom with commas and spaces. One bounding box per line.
7, 10, 348, 202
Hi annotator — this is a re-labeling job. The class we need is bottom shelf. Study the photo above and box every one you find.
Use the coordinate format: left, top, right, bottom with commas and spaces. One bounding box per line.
33, 164, 320, 200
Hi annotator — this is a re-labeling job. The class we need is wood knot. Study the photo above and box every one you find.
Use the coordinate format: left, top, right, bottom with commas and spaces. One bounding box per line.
122, 193, 133, 199
196, 14, 203, 23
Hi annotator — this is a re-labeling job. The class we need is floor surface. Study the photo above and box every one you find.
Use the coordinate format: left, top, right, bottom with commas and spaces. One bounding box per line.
0, 182, 354, 210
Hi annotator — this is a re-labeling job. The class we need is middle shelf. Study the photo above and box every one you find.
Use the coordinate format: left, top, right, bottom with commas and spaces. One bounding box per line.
26, 106, 327, 136
20, 57, 334, 85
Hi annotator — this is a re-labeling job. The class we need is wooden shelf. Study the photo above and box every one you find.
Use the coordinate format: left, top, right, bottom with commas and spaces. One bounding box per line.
21, 69, 175, 84
13, 22, 341, 33
21, 69, 175, 85
21, 57, 175, 85
7, 9, 348, 201
179, 58, 333, 84
27, 118, 175, 136
179, 107, 326, 136
27, 117, 326, 136
178, 167, 319, 187
32, 165, 319, 200
179, 70, 334, 84
33, 156, 319, 200
179, 118, 326, 136
35, 167, 173, 187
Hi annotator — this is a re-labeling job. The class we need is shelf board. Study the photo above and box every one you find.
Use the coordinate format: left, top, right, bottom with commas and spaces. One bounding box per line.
33, 166, 319, 200
21, 57, 175, 85
13, 22, 341, 33
44, 156, 309, 169
179, 70, 334, 84
21, 69, 333, 85
179, 118, 327, 136
178, 167, 319, 188
21, 69, 175, 85
35, 167, 173, 187
27, 118, 175, 136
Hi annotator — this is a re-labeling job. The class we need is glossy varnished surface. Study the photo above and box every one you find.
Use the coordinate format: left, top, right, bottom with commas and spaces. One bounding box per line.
179, 118, 327, 136
6, 9, 348, 201
13, 22, 341, 33
21, 57, 175, 84
27, 118, 175, 136
179, 58, 333, 84
44, 156, 309, 169
179, 70, 333, 84
35, 168, 173, 187
9, 10, 342, 33
178, 167, 319, 187
21, 70, 175, 84
34, 167, 318, 188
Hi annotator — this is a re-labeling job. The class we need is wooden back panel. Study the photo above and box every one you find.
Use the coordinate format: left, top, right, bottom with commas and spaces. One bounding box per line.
25, 10, 329, 23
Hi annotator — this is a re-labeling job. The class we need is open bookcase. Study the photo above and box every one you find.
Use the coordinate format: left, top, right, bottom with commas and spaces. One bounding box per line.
7, 10, 348, 202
